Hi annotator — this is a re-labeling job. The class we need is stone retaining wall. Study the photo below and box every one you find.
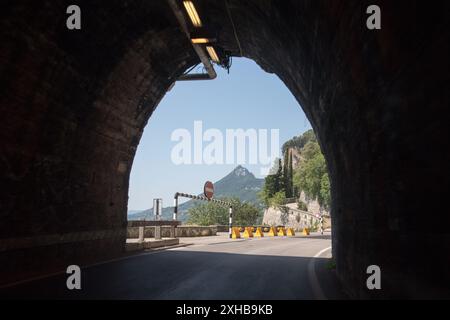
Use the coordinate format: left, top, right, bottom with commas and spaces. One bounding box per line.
262, 205, 331, 231
127, 226, 217, 238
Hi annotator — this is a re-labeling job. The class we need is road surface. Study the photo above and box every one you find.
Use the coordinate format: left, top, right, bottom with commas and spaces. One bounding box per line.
0, 232, 346, 299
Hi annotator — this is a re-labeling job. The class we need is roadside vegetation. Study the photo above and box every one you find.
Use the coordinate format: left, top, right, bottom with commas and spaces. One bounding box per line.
187, 197, 261, 226
187, 130, 331, 226
259, 129, 331, 210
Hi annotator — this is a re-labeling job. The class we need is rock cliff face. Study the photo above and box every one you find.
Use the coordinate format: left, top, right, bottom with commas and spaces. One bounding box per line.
298, 191, 329, 216
262, 202, 330, 231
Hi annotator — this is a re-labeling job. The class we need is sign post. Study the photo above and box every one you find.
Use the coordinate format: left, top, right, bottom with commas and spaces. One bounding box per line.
153, 198, 163, 239
153, 198, 162, 221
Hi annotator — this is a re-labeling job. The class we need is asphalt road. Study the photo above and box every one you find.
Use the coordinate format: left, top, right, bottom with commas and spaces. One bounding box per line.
0, 232, 346, 299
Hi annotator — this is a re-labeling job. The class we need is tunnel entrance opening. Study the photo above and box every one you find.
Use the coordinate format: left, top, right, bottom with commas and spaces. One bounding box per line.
127, 57, 329, 243
1, 1, 448, 299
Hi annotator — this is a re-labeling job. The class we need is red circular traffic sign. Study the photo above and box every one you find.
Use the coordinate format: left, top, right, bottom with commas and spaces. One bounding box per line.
204, 181, 214, 199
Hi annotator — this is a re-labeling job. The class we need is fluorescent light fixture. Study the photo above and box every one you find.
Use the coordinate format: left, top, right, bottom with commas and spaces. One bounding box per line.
183, 1, 202, 27
206, 46, 220, 62
191, 38, 212, 44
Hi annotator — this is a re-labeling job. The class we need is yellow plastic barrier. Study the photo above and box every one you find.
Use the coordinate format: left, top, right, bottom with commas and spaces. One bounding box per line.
287, 228, 295, 236
302, 228, 310, 236
232, 227, 241, 239
277, 227, 287, 236
268, 226, 278, 236
243, 227, 254, 238
254, 227, 264, 237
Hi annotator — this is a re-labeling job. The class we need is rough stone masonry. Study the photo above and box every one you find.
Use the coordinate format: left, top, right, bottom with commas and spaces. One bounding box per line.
0, 0, 449, 298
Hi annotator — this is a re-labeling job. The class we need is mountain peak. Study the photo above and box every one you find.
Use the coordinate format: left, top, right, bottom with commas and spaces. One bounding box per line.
233, 165, 250, 177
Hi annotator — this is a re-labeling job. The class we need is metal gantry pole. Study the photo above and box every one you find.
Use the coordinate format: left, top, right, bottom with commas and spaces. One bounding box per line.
320, 214, 324, 235
173, 193, 179, 221
229, 206, 233, 239
172, 191, 233, 237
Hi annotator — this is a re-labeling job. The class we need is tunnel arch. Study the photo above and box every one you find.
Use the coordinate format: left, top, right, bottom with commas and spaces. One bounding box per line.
127, 56, 314, 213
0, 1, 449, 298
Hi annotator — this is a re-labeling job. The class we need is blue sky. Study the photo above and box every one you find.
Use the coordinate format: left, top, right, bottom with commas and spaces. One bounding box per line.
128, 58, 311, 211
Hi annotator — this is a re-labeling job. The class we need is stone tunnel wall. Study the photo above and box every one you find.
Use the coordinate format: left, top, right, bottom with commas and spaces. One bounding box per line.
0, 0, 449, 298
0, 0, 197, 284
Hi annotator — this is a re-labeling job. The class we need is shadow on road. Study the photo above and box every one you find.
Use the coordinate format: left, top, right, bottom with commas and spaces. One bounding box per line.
0, 250, 347, 300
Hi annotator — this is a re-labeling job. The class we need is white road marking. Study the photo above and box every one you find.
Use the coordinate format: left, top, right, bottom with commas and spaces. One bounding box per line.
308, 246, 332, 300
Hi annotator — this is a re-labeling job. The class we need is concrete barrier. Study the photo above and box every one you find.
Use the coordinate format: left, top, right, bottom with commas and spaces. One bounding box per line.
127, 225, 217, 238
232, 227, 241, 239
268, 226, 278, 237
125, 238, 180, 252
214, 225, 229, 232
287, 228, 295, 236
243, 227, 254, 238
254, 227, 264, 237
277, 227, 287, 236
302, 228, 310, 236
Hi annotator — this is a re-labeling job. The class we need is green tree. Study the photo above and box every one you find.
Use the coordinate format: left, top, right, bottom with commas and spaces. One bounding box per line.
258, 174, 276, 207
187, 198, 261, 226
187, 202, 228, 226
297, 199, 308, 211
320, 173, 331, 209
268, 157, 281, 175
271, 191, 286, 208
294, 152, 325, 200
263, 130, 331, 210
301, 141, 321, 160
259, 158, 284, 207
293, 143, 331, 208
281, 129, 317, 154
301, 129, 317, 144
228, 198, 261, 225
275, 158, 284, 193
288, 151, 294, 196
283, 150, 291, 198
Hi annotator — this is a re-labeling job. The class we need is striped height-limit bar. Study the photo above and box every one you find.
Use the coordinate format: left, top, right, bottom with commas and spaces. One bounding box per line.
173, 192, 233, 235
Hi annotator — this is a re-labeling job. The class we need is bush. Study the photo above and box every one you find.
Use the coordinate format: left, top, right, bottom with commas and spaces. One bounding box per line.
297, 200, 308, 211
187, 202, 228, 226
187, 197, 261, 227
271, 191, 286, 207
309, 221, 319, 232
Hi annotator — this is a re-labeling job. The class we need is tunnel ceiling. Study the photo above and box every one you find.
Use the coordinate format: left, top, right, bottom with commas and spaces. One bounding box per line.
0, 0, 449, 298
